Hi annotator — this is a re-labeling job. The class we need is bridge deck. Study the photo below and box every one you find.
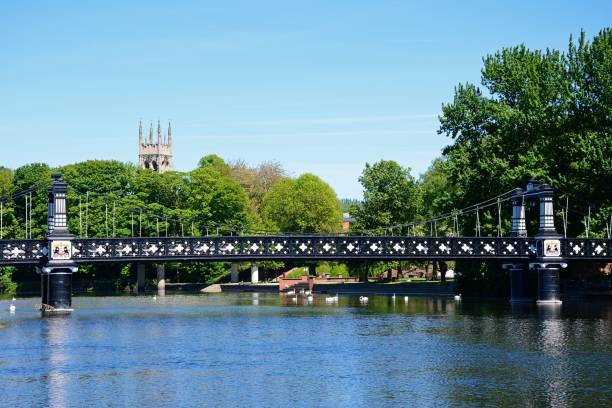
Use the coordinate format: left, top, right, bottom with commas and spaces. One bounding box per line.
0, 236, 609, 265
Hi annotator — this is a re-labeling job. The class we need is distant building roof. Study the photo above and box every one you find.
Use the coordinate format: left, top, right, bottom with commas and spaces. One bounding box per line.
342, 212, 356, 223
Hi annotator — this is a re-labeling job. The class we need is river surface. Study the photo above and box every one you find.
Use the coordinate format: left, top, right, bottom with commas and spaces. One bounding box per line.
1, 293, 612, 407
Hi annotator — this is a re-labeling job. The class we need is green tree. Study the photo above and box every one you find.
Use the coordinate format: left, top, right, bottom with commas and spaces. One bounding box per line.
0, 167, 17, 239
437, 29, 612, 296
189, 165, 252, 232
439, 29, 611, 238
262, 173, 341, 233
197, 154, 230, 175
352, 160, 419, 231
12, 163, 51, 238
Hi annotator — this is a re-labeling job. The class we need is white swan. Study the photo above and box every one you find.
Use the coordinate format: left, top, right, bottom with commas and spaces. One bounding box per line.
153, 295, 157, 301
404, 296, 409, 302
391, 293, 396, 301
454, 294, 462, 301
307, 294, 313, 302
9, 303, 16, 313
359, 296, 368, 303
12, 297, 16, 301
325, 293, 338, 302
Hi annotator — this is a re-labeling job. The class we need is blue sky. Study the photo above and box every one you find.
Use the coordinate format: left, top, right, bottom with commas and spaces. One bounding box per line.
0, 1, 609, 198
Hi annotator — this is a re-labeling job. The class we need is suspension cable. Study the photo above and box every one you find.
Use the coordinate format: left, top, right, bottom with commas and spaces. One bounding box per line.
24, 194, 28, 239
112, 201, 116, 237
497, 198, 502, 237
105, 202, 109, 238
85, 191, 89, 238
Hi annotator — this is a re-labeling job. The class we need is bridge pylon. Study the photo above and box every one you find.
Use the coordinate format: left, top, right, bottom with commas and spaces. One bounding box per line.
505, 182, 567, 303
531, 183, 566, 304
40, 174, 77, 316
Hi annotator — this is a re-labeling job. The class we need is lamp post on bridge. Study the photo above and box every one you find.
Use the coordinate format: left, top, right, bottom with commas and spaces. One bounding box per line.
40, 174, 78, 316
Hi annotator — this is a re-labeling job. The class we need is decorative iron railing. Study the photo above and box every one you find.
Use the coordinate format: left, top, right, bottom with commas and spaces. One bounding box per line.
1, 236, 609, 265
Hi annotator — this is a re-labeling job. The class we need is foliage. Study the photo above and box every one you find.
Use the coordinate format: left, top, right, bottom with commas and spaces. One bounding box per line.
339, 198, 360, 212
438, 29, 612, 238
189, 165, 252, 232
0, 267, 17, 294
262, 173, 342, 233
0, 154, 344, 287
229, 160, 287, 216
434, 29, 612, 294
317, 262, 349, 277
197, 154, 230, 175
351, 160, 419, 232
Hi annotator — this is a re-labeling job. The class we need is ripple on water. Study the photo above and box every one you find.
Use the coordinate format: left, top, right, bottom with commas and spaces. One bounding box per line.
0, 294, 612, 407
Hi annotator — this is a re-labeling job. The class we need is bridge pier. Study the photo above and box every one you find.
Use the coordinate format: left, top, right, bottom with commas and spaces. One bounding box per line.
137, 263, 146, 294
156, 264, 165, 295
505, 263, 535, 303
536, 266, 562, 304
230, 262, 239, 283
40, 265, 77, 316
251, 262, 259, 283
308, 264, 316, 276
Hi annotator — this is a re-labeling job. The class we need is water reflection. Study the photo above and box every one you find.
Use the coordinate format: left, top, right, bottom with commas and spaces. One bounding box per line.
0, 294, 611, 407
43, 316, 70, 408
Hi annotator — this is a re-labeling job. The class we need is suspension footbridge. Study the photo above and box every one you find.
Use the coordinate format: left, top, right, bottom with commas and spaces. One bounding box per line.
0, 174, 610, 315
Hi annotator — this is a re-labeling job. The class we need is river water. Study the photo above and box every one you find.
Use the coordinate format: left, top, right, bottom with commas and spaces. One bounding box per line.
1, 293, 612, 407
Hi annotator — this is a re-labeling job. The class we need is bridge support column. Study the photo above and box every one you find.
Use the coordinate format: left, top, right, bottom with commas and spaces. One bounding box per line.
505, 264, 534, 303
156, 264, 165, 295
536, 266, 562, 304
137, 263, 146, 294
42, 174, 76, 316
230, 262, 239, 283
40, 265, 77, 316
251, 262, 259, 283
308, 264, 316, 276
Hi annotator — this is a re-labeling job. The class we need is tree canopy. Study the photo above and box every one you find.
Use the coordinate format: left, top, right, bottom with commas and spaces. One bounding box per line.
351, 160, 419, 231
438, 29, 612, 237
262, 173, 342, 233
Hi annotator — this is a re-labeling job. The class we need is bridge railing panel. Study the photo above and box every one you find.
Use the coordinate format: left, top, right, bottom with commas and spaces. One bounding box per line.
61, 236, 612, 263
564, 238, 610, 259
0, 239, 47, 265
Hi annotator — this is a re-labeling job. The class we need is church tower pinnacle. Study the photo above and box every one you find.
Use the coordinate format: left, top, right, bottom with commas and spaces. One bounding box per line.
157, 120, 162, 145
138, 120, 143, 145
167, 121, 172, 146
138, 119, 174, 173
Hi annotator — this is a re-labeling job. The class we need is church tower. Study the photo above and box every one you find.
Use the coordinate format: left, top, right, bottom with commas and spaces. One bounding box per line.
138, 120, 173, 173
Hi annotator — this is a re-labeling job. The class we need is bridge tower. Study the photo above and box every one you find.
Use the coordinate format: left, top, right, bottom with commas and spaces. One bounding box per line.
531, 182, 565, 304
505, 181, 566, 304
40, 174, 78, 315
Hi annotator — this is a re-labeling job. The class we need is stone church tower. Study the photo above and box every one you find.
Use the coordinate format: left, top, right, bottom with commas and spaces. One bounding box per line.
138, 120, 173, 173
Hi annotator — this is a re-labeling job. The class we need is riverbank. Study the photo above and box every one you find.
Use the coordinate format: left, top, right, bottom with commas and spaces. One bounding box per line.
220, 281, 457, 296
